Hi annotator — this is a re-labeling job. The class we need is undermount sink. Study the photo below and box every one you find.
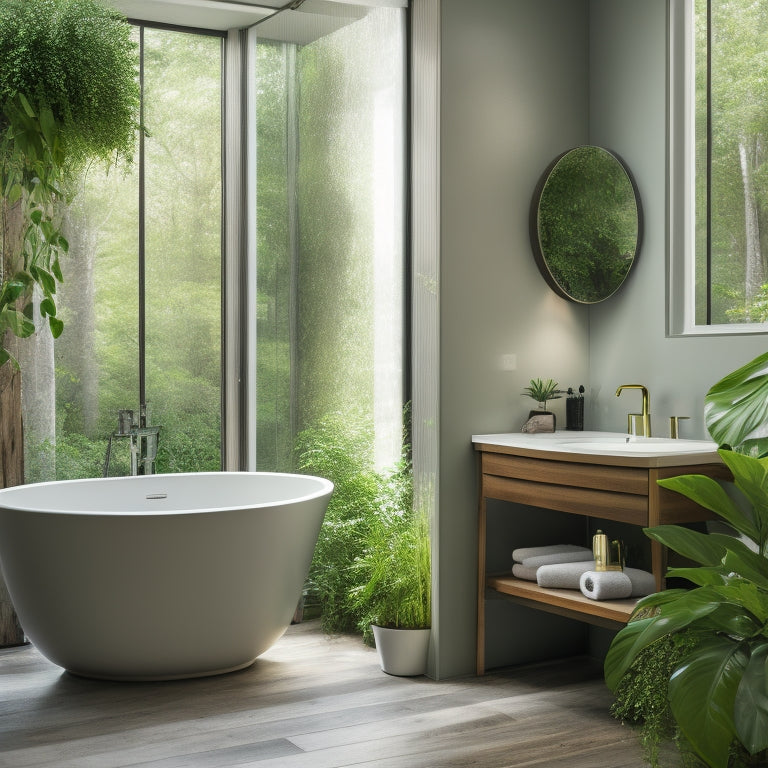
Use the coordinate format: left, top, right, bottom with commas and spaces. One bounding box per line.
554, 436, 718, 455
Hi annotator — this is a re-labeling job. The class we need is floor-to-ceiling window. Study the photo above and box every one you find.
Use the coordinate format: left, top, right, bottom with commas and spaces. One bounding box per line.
23, 24, 223, 481
252, 7, 406, 472
19, 3, 407, 482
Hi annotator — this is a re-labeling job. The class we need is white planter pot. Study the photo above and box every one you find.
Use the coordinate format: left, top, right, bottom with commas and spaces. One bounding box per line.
372, 625, 430, 676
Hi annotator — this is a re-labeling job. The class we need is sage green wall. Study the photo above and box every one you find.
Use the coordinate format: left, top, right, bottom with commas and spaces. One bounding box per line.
588, 0, 768, 436
433, 0, 768, 678
436, 0, 590, 678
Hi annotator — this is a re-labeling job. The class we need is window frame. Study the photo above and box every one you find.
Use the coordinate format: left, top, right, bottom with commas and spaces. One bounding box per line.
668, 0, 768, 336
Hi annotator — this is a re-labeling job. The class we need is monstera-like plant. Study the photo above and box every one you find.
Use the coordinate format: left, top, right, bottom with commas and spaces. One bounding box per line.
704, 350, 768, 458
605, 351, 768, 768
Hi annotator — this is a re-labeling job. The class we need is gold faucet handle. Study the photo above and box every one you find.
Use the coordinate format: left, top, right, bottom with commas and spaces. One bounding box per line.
669, 416, 689, 439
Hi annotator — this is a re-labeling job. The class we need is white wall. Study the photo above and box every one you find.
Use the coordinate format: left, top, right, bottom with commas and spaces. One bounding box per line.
433, 0, 590, 678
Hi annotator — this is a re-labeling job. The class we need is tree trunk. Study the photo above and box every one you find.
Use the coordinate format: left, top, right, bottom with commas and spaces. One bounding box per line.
16, 297, 56, 480
739, 137, 764, 311
0, 361, 26, 646
0, 198, 28, 646
61, 208, 98, 436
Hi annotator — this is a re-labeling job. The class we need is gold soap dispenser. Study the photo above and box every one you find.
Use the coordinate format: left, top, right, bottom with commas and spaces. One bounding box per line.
593, 529, 624, 571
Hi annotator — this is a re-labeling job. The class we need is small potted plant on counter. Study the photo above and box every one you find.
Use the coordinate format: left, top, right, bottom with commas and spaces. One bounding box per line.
521, 377, 562, 432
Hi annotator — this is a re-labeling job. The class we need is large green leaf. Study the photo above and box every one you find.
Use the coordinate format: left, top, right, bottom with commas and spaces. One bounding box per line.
719, 539, 768, 589
645, 524, 728, 566
665, 566, 728, 586
712, 581, 768, 626
717, 451, 768, 541
734, 641, 768, 754
669, 635, 748, 768
697, 597, 763, 638
705, 351, 768, 451
658, 470, 759, 542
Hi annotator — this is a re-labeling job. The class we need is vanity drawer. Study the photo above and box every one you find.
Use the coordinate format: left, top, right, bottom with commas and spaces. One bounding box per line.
481, 452, 648, 495
483, 473, 648, 525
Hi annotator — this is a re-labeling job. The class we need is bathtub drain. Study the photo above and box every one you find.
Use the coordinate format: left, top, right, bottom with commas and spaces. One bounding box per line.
146, 493, 168, 500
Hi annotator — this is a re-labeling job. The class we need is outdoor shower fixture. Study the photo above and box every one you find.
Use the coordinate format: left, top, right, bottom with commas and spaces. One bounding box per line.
103, 404, 161, 477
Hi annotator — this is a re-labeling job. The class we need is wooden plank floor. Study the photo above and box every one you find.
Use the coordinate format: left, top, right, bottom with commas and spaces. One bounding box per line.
0, 620, 647, 767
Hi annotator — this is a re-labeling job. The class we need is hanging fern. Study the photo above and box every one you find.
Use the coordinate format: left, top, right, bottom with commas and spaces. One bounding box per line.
0, 0, 139, 366
0, 0, 139, 168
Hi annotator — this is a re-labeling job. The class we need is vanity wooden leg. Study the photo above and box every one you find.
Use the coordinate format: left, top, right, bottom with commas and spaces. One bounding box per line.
650, 539, 666, 592
648, 470, 666, 592
477, 493, 487, 676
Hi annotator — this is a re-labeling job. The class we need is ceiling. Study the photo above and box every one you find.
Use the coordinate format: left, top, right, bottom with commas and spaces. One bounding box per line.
107, 0, 402, 38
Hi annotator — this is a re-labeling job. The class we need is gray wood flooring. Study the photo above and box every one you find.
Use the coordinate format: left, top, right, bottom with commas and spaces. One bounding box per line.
0, 620, 647, 767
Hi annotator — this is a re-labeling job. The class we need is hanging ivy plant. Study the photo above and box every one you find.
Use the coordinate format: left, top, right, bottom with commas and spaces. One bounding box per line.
0, 0, 140, 368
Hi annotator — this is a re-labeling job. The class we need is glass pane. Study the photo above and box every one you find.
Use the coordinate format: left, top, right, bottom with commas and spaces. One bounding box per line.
143, 29, 222, 473
696, 0, 768, 324
53, 161, 141, 480
253, 7, 406, 472
24, 26, 223, 482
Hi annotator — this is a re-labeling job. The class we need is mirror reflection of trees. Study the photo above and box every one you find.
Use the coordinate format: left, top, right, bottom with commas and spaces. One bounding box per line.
535, 146, 639, 304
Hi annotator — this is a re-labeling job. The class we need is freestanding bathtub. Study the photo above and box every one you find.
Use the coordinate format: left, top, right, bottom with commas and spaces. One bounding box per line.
0, 471, 332, 681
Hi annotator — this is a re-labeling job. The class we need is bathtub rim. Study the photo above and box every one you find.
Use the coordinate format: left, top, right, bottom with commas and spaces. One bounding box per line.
0, 471, 334, 515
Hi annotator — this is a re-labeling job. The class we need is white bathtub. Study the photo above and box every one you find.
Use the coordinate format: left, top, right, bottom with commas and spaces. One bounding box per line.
0, 471, 332, 681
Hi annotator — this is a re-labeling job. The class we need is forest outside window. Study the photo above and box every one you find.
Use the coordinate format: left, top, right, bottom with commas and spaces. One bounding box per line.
19, 4, 407, 482
669, 0, 768, 334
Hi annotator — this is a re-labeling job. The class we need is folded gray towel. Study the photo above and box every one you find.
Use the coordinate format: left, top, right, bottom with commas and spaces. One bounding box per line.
512, 543, 590, 563
536, 560, 595, 589
624, 567, 657, 597
522, 547, 593, 569
511, 562, 538, 581
579, 570, 633, 600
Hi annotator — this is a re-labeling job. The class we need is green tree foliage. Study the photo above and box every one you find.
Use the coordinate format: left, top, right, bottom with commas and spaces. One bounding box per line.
295, 409, 417, 640
295, 412, 390, 635
696, 0, 768, 323
25, 26, 221, 480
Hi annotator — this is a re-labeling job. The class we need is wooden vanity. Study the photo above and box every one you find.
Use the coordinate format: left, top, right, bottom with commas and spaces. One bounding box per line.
474, 432, 729, 675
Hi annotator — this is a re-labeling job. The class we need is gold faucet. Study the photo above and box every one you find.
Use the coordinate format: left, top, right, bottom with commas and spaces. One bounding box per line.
615, 384, 651, 436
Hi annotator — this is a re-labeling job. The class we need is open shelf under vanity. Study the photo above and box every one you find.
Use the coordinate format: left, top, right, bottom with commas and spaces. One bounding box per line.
473, 432, 730, 675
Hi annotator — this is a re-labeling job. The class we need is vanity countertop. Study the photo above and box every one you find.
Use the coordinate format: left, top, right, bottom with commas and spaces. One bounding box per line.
472, 430, 722, 468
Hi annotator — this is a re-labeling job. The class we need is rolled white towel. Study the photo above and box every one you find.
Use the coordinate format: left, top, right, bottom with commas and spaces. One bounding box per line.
624, 567, 657, 597
512, 563, 538, 582
536, 560, 595, 589
579, 570, 633, 601
522, 547, 593, 569
512, 543, 590, 563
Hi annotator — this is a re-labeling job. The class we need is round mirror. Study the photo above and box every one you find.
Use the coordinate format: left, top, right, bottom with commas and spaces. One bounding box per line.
530, 146, 642, 304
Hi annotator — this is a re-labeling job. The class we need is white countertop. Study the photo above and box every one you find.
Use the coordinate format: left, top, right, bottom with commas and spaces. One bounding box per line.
472, 430, 720, 459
